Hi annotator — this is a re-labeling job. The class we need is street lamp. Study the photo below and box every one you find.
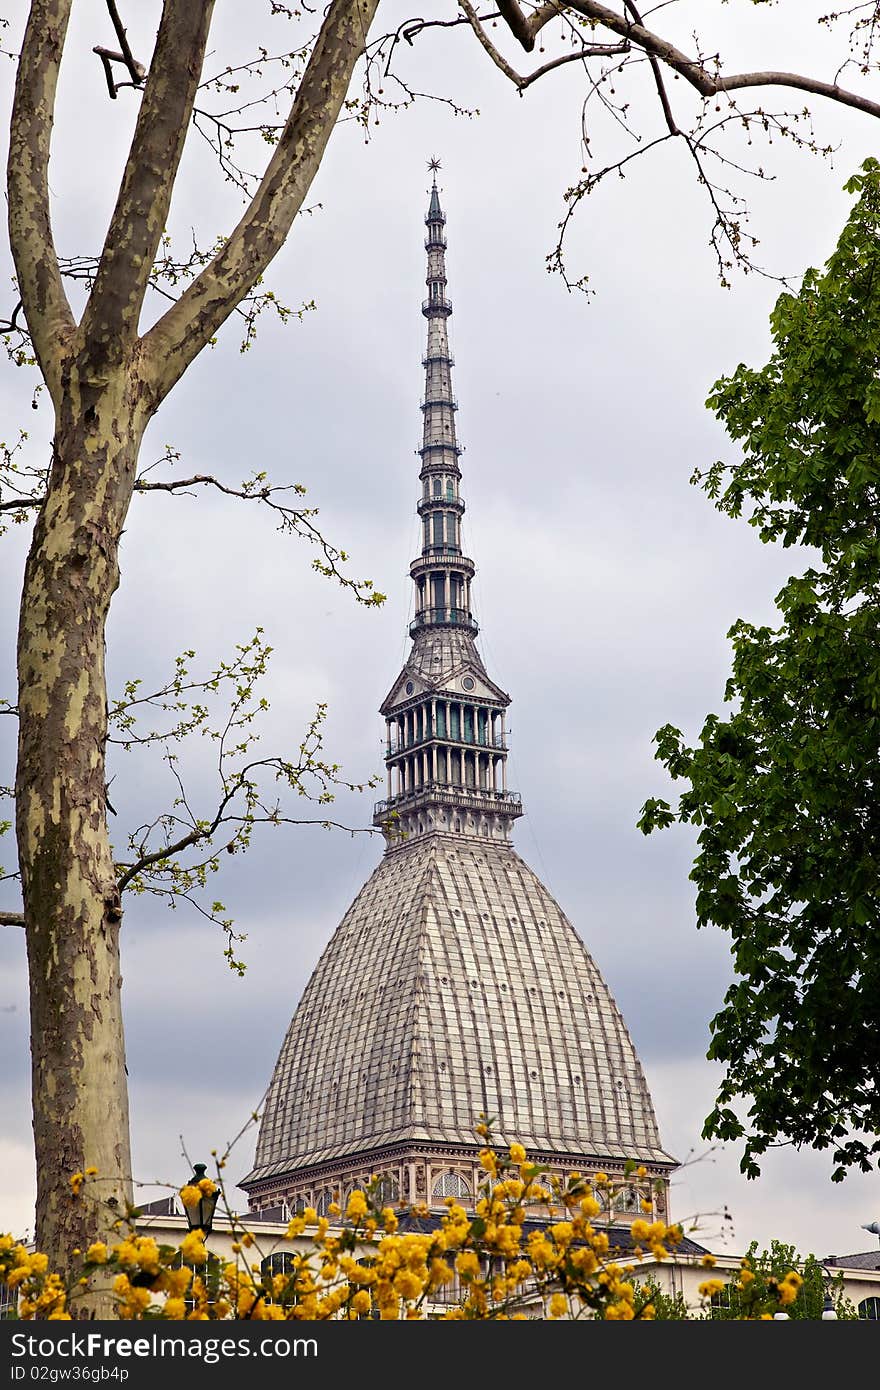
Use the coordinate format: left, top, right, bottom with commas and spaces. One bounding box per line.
181, 1163, 220, 1236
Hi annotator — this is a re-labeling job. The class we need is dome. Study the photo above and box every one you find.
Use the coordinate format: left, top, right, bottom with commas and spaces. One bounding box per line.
244, 835, 671, 1190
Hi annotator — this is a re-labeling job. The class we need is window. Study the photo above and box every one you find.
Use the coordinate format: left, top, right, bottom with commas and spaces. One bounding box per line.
432, 1171, 472, 1202
374, 1174, 400, 1207
261, 1252, 296, 1278
173, 1252, 223, 1313
859, 1296, 880, 1319
612, 1185, 642, 1213
432, 513, 444, 546
314, 1189, 335, 1218
0, 1281, 16, 1320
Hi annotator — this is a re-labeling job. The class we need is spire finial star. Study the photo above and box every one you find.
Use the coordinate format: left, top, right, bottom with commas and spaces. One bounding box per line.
427, 156, 442, 180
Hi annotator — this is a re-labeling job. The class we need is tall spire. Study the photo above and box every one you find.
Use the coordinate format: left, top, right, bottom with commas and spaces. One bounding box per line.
373, 169, 524, 845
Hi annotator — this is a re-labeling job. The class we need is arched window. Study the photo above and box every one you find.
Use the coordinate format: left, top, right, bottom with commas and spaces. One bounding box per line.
432, 1171, 472, 1203
612, 1185, 642, 1213
374, 1174, 400, 1207
261, 1251, 296, 1279
859, 1296, 880, 1320
314, 1189, 335, 1218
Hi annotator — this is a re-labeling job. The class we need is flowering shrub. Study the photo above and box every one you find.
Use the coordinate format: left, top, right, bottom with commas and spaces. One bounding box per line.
0, 1131, 806, 1321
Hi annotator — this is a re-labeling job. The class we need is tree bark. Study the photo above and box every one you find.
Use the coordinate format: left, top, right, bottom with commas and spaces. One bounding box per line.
15, 359, 149, 1296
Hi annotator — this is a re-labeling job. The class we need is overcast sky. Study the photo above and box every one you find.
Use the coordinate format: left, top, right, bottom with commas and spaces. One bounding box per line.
2, 0, 879, 1261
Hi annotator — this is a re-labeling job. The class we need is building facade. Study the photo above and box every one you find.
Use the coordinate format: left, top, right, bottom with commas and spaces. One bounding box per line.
241, 174, 675, 1225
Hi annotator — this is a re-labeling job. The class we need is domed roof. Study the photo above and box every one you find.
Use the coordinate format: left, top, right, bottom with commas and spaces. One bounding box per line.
246, 836, 672, 1186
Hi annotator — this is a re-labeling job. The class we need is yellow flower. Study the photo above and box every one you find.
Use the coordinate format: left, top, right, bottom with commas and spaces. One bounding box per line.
630, 1219, 651, 1243
198, 1177, 217, 1197
84, 1166, 98, 1177
701, 1253, 717, 1268
351, 1289, 371, 1315
180, 1231, 208, 1265
69, 1173, 84, 1196
509, 1143, 527, 1165
179, 1185, 201, 1208
393, 1269, 423, 1301
549, 1293, 567, 1319
699, 1279, 725, 1299
163, 1298, 186, 1320
346, 1191, 368, 1222
86, 1242, 108, 1265
455, 1251, 480, 1280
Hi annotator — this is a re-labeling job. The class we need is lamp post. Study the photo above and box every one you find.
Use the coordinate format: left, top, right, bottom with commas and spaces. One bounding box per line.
181, 1163, 220, 1236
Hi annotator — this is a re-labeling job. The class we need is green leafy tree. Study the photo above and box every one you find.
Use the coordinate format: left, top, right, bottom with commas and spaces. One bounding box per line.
708, 1241, 856, 1320
632, 1277, 691, 1320
639, 159, 880, 1180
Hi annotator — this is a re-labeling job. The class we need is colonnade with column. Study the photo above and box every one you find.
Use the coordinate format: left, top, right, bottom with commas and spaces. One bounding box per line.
384, 699, 508, 802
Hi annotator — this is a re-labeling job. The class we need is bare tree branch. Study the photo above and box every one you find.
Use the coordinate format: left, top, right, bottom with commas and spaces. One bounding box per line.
0, 911, 24, 927
141, 0, 381, 403
81, 2, 215, 367
624, 0, 677, 134
0, 495, 42, 514
553, 2, 880, 120
93, 0, 147, 98
459, 0, 627, 89
6, 0, 76, 405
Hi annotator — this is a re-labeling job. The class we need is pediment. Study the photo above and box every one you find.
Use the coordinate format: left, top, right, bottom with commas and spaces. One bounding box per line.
437, 664, 509, 704
380, 667, 429, 714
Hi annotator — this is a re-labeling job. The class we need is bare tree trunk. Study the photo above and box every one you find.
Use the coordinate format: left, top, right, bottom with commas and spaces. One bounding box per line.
16, 366, 145, 1295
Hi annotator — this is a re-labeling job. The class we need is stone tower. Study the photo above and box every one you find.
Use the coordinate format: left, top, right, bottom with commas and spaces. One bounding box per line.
241, 173, 674, 1221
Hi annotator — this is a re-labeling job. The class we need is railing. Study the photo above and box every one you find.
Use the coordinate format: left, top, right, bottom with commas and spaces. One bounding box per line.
374, 785, 523, 818
409, 607, 478, 636
413, 545, 465, 560
419, 440, 463, 455
417, 495, 464, 515
422, 353, 454, 368
424, 235, 448, 250
386, 729, 507, 757
421, 395, 458, 410
422, 296, 453, 315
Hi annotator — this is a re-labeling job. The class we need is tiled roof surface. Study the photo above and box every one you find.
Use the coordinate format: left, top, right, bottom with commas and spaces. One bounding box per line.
246, 835, 671, 1185
823, 1250, 880, 1271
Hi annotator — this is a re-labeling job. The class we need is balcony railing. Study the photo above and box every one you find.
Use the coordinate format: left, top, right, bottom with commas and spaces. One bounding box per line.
417, 496, 464, 516
409, 607, 478, 636
386, 729, 508, 757
374, 784, 523, 818
422, 296, 452, 316
419, 440, 463, 456
413, 545, 464, 559
421, 395, 458, 411
422, 353, 454, 368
